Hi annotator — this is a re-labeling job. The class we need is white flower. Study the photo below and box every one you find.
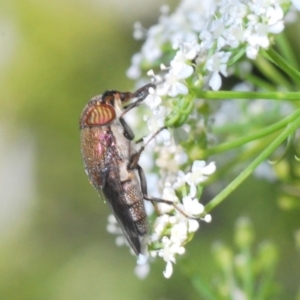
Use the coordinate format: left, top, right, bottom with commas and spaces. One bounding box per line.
266, 5, 284, 34
172, 170, 187, 189
163, 261, 173, 278
206, 51, 231, 90
182, 195, 204, 215
172, 40, 200, 60
143, 87, 162, 109
188, 219, 199, 232
143, 106, 170, 145
204, 214, 212, 223
185, 160, 216, 196
159, 237, 175, 262
156, 66, 192, 97
156, 184, 178, 214
208, 19, 226, 50
158, 236, 185, 278
152, 214, 171, 238
141, 25, 164, 62
170, 221, 188, 243
155, 144, 185, 172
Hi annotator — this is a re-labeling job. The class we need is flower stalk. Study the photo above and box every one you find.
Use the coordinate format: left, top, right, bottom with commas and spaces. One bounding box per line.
203, 108, 300, 214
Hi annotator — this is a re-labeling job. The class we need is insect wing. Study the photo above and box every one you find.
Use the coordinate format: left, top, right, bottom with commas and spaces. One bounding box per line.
103, 158, 147, 255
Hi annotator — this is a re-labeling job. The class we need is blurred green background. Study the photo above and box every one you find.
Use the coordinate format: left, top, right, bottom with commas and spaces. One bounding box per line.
0, 1, 300, 299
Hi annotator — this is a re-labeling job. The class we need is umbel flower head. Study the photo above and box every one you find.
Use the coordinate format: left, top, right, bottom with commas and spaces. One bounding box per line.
128, 0, 291, 93
108, 0, 300, 278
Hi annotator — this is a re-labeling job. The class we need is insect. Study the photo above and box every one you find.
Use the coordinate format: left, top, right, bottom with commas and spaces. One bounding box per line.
80, 84, 156, 255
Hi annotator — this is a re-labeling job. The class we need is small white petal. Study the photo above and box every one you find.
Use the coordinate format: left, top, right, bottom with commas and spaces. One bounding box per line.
163, 261, 173, 278
160, 63, 168, 70
192, 160, 206, 171
169, 82, 188, 96
204, 214, 212, 223
269, 21, 284, 34
209, 72, 222, 91
177, 246, 185, 255
188, 184, 197, 198
147, 69, 155, 76
188, 219, 199, 232
202, 162, 216, 175
246, 45, 258, 60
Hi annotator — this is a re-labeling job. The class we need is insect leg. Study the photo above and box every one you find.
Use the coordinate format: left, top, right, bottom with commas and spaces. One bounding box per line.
119, 117, 135, 141
143, 194, 200, 221
136, 164, 148, 195
128, 126, 166, 170
136, 158, 200, 221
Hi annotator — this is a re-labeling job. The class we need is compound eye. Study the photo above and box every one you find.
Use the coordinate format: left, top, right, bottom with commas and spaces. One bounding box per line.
85, 103, 116, 126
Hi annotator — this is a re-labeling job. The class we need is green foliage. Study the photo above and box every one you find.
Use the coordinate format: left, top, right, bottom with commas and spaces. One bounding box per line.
195, 218, 280, 300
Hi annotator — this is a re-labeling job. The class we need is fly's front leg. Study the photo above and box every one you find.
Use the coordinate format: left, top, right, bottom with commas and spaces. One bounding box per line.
128, 126, 167, 170
119, 117, 135, 141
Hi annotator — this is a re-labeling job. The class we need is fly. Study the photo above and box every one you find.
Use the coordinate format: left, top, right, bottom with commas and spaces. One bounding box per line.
80, 84, 155, 255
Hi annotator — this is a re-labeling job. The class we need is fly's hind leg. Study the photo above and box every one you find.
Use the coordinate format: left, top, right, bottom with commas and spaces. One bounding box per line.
143, 194, 201, 221
136, 164, 200, 221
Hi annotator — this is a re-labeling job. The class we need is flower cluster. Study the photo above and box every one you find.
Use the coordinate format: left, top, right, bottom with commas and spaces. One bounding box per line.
128, 0, 295, 94
146, 160, 215, 278
109, 0, 300, 279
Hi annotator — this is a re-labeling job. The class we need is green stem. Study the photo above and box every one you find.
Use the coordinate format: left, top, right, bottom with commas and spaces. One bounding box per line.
264, 48, 300, 85
203, 109, 300, 214
254, 56, 293, 90
190, 277, 217, 300
243, 73, 277, 91
256, 265, 276, 300
276, 33, 299, 70
205, 136, 273, 186
203, 108, 300, 157
241, 247, 254, 300
196, 90, 300, 100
